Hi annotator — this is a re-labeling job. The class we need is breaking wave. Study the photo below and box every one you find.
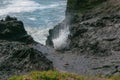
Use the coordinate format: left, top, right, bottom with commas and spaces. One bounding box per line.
0, 0, 67, 45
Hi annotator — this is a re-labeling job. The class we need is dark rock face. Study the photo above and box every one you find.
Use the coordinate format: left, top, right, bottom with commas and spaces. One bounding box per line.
46, 29, 55, 47
0, 15, 34, 43
69, 14, 120, 56
0, 16, 53, 79
66, 0, 106, 13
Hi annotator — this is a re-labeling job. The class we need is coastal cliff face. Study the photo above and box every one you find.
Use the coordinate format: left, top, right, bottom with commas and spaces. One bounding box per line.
46, 0, 120, 76
47, 0, 120, 52
67, 0, 120, 54
0, 16, 53, 79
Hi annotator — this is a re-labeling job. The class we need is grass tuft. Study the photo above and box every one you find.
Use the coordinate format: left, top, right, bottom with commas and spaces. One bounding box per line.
8, 70, 120, 80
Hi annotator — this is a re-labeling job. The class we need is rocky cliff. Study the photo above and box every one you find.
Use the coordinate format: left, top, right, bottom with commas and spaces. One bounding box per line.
46, 0, 120, 76
67, 0, 120, 54
0, 16, 53, 79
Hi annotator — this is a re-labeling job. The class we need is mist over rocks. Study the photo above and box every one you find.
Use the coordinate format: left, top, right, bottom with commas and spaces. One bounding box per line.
46, 20, 70, 50
0, 16, 53, 79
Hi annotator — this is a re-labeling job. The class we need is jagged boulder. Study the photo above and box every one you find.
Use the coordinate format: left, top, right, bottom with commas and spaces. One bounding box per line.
0, 16, 34, 43
0, 41, 53, 79
0, 16, 53, 79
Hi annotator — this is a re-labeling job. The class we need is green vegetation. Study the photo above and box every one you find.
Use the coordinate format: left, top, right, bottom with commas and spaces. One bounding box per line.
8, 70, 120, 80
9, 71, 84, 80
110, 75, 120, 80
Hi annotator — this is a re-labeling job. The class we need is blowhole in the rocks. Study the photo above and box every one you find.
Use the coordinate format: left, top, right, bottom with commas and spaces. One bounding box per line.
52, 26, 70, 50
46, 23, 70, 50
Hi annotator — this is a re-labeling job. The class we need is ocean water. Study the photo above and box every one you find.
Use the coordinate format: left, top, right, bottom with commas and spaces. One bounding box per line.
0, 0, 67, 44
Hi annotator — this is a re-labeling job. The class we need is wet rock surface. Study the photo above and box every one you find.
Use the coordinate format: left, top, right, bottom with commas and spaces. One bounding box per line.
45, 50, 120, 76
0, 16, 53, 79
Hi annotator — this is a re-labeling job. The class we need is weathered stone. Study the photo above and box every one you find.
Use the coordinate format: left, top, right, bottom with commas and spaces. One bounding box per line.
0, 16, 53, 79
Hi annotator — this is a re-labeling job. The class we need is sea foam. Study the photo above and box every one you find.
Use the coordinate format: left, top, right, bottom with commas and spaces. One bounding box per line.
0, 0, 65, 16
0, 0, 67, 45
0, 0, 40, 16
25, 26, 50, 45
